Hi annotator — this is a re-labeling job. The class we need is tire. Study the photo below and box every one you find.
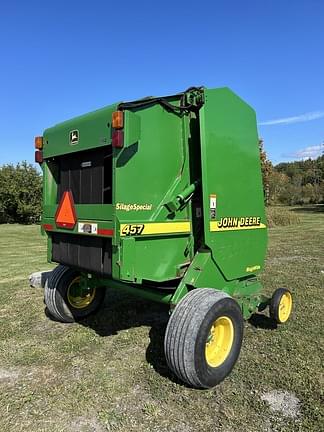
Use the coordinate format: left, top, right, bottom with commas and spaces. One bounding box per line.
44, 265, 105, 323
270, 288, 293, 324
164, 288, 244, 388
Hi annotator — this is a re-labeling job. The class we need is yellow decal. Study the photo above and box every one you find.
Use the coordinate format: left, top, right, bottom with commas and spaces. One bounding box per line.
246, 265, 261, 272
120, 221, 191, 236
210, 216, 266, 232
121, 224, 144, 236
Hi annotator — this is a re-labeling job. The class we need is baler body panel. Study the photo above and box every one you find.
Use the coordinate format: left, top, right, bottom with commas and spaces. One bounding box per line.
40, 86, 267, 296
43, 104, 117, 158
113, 102, 193, 282
199, 88, 267, 280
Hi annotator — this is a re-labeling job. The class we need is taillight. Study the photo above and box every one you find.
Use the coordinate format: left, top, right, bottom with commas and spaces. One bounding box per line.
112, 130, 124, 148
112, 111, 124, 129
35, 136, 43, 149
35, 150, 43, 163
112, 110, 124, 148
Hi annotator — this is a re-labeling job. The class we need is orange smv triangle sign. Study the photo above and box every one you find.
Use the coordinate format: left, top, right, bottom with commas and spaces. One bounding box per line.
55, 191, 77, 229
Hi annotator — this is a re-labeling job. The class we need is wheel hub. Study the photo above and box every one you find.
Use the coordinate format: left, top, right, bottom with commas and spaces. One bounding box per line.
67, 276, 96, 309
278, 292, 292, 323
205, 316, 234, 368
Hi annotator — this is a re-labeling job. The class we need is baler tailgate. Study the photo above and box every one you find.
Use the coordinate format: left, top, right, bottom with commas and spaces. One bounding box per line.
199, 88, 267, 280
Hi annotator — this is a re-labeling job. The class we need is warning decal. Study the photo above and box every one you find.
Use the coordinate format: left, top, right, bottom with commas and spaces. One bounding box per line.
210, 194, 217, 220
55, 191, 77, 229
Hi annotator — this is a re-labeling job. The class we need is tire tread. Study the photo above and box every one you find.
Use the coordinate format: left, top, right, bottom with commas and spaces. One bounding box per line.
44, 265, 104, 323
164, 288, 231, 388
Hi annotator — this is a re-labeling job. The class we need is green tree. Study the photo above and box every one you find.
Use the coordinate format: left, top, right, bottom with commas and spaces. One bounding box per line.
268, 171, 289, 204
273, 153, 324, 205
0, 162, 42, 224
301, 183, 316, 204
259, 139, 273, 205
279, 183, 301, 205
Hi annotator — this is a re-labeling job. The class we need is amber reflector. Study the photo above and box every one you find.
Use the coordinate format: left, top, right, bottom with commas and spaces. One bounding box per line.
35, 136, 43, 149
55, 191, 77, 229
112, 111, 124, 129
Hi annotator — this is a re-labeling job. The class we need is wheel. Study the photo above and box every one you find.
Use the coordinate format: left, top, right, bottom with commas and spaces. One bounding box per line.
44, 265, 105, 323
164, 288, 244, 388
270, 288, 293, 324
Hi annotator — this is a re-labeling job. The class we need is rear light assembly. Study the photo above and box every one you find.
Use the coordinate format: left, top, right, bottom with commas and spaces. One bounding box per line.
34, 136, 43, 149
112, 130, 124, 148
35, 150, 43, 163
34, 136, 44, 163
112, 110, 124, 148
112, 110, 124, 129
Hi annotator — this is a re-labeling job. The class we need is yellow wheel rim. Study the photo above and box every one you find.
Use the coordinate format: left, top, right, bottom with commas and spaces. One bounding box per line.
278, 291, 292, 323
67, 276, 96, 309
205, 316, 234, 368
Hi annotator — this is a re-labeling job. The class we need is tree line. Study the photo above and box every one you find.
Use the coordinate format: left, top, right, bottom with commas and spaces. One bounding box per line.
0, 162, 42, 224
260, 140, 324, 205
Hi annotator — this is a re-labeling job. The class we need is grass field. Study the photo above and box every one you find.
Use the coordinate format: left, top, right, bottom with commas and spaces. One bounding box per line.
0, 207, 323, 432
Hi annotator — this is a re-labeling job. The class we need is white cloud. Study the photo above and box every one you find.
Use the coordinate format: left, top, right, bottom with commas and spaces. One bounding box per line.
259, 111, 324, 126
283, 144, 324, 160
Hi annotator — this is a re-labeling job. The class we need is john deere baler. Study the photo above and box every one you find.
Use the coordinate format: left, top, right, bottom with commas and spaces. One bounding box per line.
35, 86, 293, 388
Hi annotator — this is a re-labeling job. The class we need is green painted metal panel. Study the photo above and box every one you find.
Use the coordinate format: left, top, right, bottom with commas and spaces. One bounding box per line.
112, 102, 194, 282
199, 88, 267, 281
132, 235, 191, 282
43, 204, 113, 221
120, 237, 136, 281
114, 103, 190, 223
43, 103, 118, 158
43, 161, 58, 205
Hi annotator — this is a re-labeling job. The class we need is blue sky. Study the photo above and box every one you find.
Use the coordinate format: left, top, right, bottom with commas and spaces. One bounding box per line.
0, 0, 323, 165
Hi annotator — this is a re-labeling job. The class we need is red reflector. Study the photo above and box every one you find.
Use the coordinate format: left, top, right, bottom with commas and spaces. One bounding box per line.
98, 228, 114, 236
112, 130, 124, 148
43, 224, 53, 231
55, 191, 77, 229
35, 150, 43, 163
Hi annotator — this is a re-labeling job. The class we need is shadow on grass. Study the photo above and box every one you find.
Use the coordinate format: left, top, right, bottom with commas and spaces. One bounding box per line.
249, 313, 277, 330
290, 204, 324, 213
46, 290, 281, 385
75, 289, 184, 385
145, 324, 185, 386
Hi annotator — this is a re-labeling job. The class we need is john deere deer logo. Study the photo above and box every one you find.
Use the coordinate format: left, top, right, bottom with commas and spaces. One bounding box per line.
69, 130, 79, 145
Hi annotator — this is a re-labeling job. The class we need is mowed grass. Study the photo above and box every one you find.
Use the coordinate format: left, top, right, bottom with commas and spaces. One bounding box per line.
0, 207, 323, 432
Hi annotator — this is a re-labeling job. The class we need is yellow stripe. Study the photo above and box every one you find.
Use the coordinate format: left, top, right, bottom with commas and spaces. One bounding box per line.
142, 222, 191, 235
210, 221, 266, 232
120, 221, 191, 236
